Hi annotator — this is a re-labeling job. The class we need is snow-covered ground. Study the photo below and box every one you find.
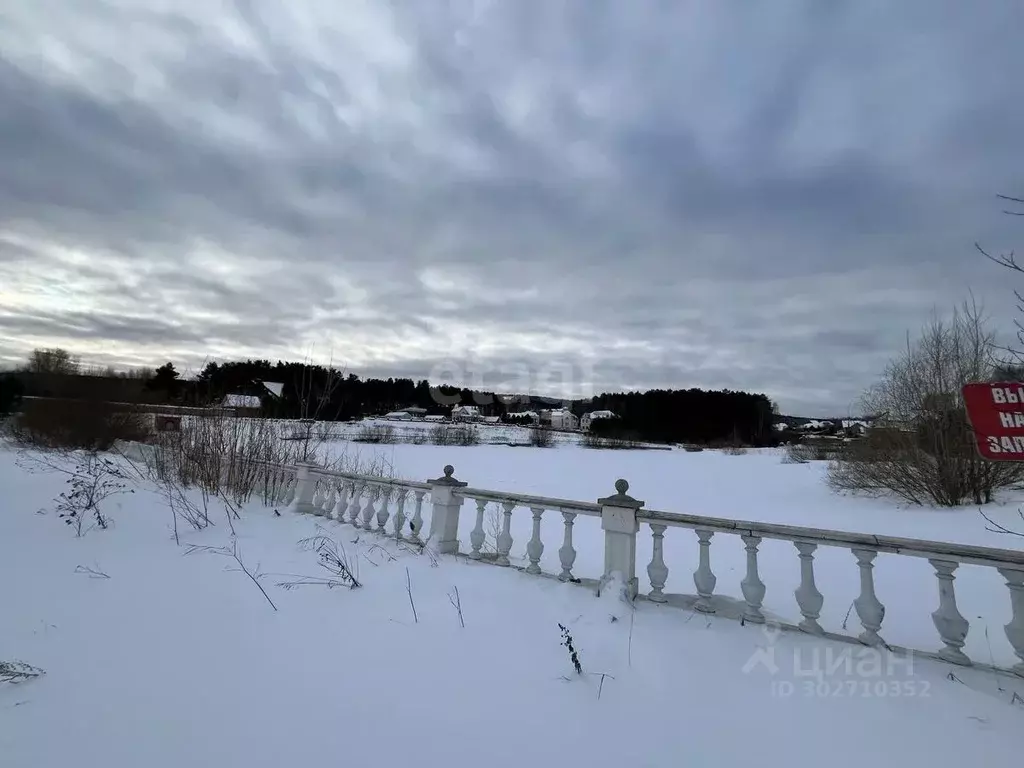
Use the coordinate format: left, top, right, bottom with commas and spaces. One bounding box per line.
2, 441, 1023, 766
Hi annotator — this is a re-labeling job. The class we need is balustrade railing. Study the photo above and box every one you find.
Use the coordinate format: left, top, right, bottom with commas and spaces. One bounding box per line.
280, 461, 1024, 678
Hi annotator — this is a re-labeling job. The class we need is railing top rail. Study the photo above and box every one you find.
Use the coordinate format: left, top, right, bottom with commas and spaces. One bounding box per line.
641, 509, 1024, 568
300, 465, 431, 492
456, 486, 602, 515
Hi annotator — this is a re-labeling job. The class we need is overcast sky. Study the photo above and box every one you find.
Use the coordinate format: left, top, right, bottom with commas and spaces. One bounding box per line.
2, 1, 1023, 416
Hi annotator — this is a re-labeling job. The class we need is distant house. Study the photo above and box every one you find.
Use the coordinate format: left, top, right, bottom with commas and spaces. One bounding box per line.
385, 411, 415, 421
403, 406, 427, 418
543, 408, 579, 431
424, 415, 447, 423
221, 394, 262, 416
581, 410, 616, 431
451, 405, 483, 422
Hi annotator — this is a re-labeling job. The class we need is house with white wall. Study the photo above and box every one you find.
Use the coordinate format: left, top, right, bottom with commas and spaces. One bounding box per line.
451, 405, 483, 422
541, 408, 579, 431
581, 410, 616, 431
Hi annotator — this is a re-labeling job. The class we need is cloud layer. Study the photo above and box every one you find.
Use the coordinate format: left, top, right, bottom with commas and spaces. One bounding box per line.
2, 0, 1023, 415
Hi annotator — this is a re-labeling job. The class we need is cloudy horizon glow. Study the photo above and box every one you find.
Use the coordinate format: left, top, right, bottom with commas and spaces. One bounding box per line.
2, 1, 1023, 416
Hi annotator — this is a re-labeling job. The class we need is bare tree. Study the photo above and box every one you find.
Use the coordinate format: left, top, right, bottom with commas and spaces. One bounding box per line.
290, 353, 346, 464
976, 193, 1024, 361
27, 347, 78, 375
829, 298, 1024, 506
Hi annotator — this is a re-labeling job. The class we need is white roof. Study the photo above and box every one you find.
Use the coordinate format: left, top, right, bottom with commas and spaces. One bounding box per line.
260, 381, 284, 398
452, 405, 480, 413
224, 394, 261, 409
586, 410, 615, 418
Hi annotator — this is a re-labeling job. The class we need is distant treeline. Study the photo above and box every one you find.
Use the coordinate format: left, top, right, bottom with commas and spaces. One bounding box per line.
1, 356, 777, 446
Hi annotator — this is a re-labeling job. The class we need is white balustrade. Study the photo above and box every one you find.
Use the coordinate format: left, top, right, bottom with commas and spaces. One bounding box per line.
267, 460, 1024, 678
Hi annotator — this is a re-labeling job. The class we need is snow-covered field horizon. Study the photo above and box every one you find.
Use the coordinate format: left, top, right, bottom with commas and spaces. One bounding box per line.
3, 438, 1023, 766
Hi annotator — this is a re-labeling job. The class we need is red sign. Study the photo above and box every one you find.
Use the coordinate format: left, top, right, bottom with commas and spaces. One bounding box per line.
962, 382, 1024, 460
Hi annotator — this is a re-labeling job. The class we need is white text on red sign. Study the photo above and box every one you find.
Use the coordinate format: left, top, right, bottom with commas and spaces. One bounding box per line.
990, 386, 1024, 404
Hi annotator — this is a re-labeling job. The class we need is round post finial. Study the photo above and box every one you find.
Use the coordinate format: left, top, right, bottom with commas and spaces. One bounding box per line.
597, 477, 643, 509
444, 464, 455, 478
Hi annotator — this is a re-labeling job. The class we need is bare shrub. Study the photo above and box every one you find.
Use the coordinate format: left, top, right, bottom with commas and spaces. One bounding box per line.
529, 426, 554, 447
828, 299, 1024, 506
286, 526, 361, 589
152, 414, 300, 506
355, 424, 396, 444
430, 424, 479, 446
785, 441, 844, 464
13, 397, 150, 451
55, 453, 133, 535
18, 450, 134, 536
0, 660, 45, 684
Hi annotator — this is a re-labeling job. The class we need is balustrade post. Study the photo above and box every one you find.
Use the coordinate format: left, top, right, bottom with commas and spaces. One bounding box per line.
289, 463, 318, 515
408, 490, 426, 543
526, 507, 545, 574
928, 559, 971, 665
375, 489, 391, 533
347, 481, 365, 526
282, 472, 297, 506
310, 480, 323, 515
740, 534, 766, 624
558, 511, 578, 582
646, 523, 668, 602
333, 481, 351, 520
470, 499, 488, 559
997, 567, 1024, 677
852, 548, 885, 646
359, 486, 376, 529
427, 465, 467, 555
598, 479, 643, 601
794, 542, 824, 634
496, 501, 514, 566
693, 530, 717, 613
392, 491, 408, 540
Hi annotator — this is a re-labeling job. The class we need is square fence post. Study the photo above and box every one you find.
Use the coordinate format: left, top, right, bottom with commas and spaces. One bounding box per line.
598, 479, 644, 600
290, 463, 318, 515
427, 465, 467, 554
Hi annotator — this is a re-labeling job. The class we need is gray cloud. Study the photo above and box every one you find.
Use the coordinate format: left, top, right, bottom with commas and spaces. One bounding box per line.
1, 0, 1023, 415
